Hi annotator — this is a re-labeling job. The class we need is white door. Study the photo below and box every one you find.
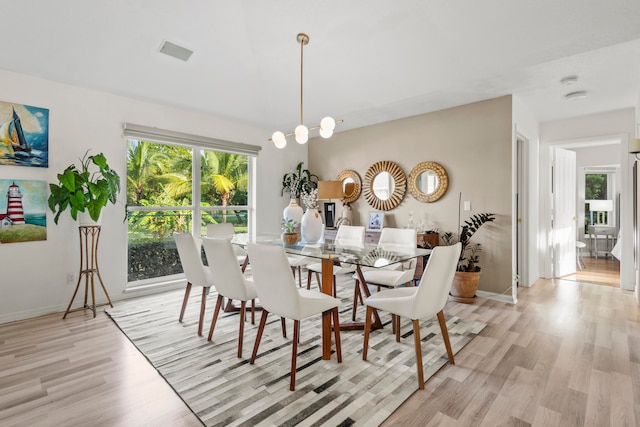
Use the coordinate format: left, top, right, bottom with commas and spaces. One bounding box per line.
553, 147, 577, 277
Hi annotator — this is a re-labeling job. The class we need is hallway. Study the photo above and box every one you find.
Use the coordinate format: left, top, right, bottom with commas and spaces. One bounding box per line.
561, 255, 621, 287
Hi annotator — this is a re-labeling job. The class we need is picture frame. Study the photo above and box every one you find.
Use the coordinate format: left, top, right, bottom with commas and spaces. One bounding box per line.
367, 211, 384, 231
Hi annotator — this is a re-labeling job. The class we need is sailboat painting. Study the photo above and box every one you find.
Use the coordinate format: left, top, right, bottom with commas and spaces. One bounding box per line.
0, 101, 49, 168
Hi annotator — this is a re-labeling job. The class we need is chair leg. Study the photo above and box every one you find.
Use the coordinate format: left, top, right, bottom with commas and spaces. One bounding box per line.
179, 282, 192, 322
391, 314, 396, 334
362, 306, 373, 360
307, 269, 313, 290
250, 309, 269, 364
297, 266, 302, 288
352, 280, 360, 321
332, 276, 337, 297
207, 295, 224, 341
315, 272, 321, 290
437, 310, 455, 365
413, 319, 425, 389
198, 287, 208, 336
332, 308, 342, 363
281, 317, 287, 338
290, 320, 300, 391
251, 299, 255, 325
238, 300, 246, 358
391, 314, 400, 342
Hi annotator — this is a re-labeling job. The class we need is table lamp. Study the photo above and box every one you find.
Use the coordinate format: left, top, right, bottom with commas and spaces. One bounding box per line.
317, 181, 343, 228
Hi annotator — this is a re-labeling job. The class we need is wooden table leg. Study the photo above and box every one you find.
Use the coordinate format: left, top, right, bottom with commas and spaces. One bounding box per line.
321, 257, 334, 360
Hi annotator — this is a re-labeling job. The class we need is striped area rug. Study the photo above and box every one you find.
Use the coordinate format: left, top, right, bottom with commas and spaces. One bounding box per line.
106, 277, 485, 426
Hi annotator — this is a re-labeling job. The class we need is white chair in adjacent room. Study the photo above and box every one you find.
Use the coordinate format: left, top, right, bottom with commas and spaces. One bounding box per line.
576, 240, 587, 271
206, 223, 248, 270
362, 242, 462, 389
305, 225, 365, 296
202, 237, 257, 358
173, 232, 216, 336
247, 243, 342, 391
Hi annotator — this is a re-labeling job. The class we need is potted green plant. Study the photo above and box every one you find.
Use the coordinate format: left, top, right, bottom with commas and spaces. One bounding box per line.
281, 218, 299, 245
281, 161, 319, 199
48, 151, 121, 224
441, 212, 496, 303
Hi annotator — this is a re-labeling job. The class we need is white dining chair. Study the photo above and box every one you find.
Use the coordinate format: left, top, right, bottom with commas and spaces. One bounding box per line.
288, 224, 326, 287
362, 242, 461, 389
173, 232, 216, 336
206, 223, 248, 270
247, 243, 342, 391
202, 237, 257, 358
306, 225, 365, 296
352, 228, 417, 318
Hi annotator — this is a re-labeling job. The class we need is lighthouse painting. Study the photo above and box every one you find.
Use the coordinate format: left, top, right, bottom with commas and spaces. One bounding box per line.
0, 179, 47, 243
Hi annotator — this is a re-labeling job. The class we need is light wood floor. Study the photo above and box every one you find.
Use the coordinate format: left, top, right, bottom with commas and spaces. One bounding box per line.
1, 276, 638, 426
562, 256, 621, 287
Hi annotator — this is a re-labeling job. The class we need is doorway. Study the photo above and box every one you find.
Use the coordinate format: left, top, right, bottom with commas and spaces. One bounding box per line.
547, 140, 622, 287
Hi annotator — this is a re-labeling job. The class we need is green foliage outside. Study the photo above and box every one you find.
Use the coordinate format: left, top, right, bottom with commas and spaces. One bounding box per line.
584, 173, 608, 233
127, 140, 249, 242
126, 140, 249, 282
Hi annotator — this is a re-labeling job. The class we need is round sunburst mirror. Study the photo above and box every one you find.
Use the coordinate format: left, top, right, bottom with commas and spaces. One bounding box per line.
363, 160, 407, 211
336, 170, 362, 204
408, 161, 449, 202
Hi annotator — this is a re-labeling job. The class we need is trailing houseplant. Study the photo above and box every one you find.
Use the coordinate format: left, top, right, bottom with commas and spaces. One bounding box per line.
441, 212, 496, 303
281, 161, 319, 199
48, 151, 121, 224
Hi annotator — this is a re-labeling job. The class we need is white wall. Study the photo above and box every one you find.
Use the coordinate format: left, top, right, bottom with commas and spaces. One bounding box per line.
540, 108, 635, 290
0, 69, 304, 323
513, 95, 541, 289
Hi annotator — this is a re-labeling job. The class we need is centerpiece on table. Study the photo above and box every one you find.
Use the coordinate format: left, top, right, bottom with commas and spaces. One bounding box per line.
281, 162, 318, 232
300, 188, 323, 243
281, 218, 299, 245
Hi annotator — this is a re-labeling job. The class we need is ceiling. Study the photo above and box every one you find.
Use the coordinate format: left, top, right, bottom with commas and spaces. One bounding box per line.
2, 1, 640, 135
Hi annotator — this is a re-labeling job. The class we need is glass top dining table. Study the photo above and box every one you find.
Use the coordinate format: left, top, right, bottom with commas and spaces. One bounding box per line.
231, 233, 431, 360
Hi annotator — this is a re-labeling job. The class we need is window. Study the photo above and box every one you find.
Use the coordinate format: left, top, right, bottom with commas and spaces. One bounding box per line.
124, 124, 259, 286
584, 171, 615, 233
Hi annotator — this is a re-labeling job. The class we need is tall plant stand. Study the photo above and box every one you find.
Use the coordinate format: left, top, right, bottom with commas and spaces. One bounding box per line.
63, 225, 113, 319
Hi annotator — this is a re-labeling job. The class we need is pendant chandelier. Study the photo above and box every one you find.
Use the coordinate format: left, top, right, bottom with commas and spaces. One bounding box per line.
271, 33, 342, 149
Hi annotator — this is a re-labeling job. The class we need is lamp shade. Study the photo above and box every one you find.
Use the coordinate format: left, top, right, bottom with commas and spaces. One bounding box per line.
630, 138, 640, 153
587, 199, 613, 211
317, 181, 343, 200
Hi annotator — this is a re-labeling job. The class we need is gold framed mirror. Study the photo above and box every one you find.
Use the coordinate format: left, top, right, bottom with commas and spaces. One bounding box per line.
336, 169, 362, 204
363, 160, 406, 210
408, 161, 449, 202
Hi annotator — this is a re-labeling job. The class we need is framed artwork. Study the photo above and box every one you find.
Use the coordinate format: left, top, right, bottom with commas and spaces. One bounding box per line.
0, 101, 49, 168
367, 211, 384, 231
0, 179, 47, 243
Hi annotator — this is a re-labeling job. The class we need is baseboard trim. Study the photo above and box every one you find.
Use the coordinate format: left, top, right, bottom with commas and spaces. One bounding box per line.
476, 290, 516, 304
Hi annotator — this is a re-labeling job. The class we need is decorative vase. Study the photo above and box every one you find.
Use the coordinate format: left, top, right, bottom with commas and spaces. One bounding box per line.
282, 232, 299, 245
449, 271, 480, 303
283, 199, 303, 235
301, 208, 323, 243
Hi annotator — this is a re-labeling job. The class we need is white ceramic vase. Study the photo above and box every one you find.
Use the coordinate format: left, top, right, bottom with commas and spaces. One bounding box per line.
301, 208, 323, 243
283, 199, 303, 235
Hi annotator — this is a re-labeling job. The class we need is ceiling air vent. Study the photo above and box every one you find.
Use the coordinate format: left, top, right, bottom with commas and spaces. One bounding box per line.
159, 40, 193, 62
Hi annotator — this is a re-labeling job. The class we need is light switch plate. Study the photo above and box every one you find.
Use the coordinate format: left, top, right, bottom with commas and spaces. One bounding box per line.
464, 201, 471, 211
